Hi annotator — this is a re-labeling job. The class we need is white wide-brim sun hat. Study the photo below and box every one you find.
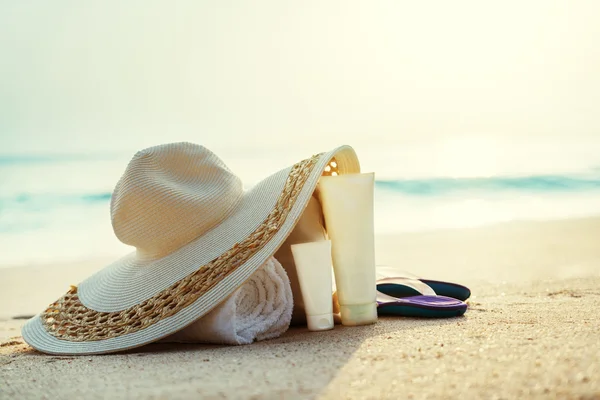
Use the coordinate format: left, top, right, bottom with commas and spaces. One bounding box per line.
22, 142, 360, 355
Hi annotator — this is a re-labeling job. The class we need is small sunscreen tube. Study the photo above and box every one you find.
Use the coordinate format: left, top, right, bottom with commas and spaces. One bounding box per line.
318, 173, 377, 326
291, 241, 335, 331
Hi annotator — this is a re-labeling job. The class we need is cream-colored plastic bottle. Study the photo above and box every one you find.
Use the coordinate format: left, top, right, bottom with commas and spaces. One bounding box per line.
290, 240, 335, 331
318, 173, 377, 326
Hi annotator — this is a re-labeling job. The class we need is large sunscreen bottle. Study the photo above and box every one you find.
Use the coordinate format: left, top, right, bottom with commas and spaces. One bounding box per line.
291, 240, 335, 331
318, 173, 377, 326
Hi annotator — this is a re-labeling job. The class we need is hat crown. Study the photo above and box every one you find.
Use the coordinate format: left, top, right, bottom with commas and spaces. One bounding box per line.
110, 142, 243, 259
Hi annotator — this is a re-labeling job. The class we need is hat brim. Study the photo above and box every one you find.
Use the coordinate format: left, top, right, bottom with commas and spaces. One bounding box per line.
22, 145, 360, 355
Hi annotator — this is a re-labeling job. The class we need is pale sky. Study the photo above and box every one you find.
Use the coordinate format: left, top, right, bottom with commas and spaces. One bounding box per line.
1, 1, 599, 156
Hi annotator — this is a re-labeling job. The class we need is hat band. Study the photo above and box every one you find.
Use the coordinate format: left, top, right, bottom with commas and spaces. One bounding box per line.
41, 154, 322, 342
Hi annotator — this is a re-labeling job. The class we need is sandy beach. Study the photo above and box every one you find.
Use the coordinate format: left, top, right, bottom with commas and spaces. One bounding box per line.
3, 1, 600, 398
1, 217, 599, 399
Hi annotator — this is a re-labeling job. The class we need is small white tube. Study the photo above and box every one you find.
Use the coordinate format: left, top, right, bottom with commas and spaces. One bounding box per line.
290, 241, 335, 331
318, 173, 377, 326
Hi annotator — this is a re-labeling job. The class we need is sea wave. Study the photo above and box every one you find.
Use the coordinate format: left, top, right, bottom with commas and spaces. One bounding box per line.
375, 174, 600, 196
2, 173, 600, 209
0, 153, 122, 166
0, 192, 112, 209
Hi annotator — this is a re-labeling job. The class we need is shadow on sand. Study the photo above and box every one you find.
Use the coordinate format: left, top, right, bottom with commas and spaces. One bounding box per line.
2, 316, 464, 399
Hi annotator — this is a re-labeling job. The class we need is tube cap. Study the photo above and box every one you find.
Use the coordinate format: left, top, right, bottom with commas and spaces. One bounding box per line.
306, 313, 334, 331
340, 302, 378, 326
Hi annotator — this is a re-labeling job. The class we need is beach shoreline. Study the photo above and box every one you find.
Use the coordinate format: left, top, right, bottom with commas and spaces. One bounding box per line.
1, 216, 599, 398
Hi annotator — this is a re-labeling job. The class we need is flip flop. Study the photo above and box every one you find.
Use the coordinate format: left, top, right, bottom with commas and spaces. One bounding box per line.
418, 279, 471, 301
376, 291, 467, 318
376, 270, 471, 301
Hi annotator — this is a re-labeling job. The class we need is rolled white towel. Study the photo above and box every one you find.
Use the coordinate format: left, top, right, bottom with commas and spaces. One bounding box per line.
164, 257, 293, 345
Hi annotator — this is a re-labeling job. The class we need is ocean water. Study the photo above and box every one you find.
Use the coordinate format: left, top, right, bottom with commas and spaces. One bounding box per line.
1, 143, 600, 266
